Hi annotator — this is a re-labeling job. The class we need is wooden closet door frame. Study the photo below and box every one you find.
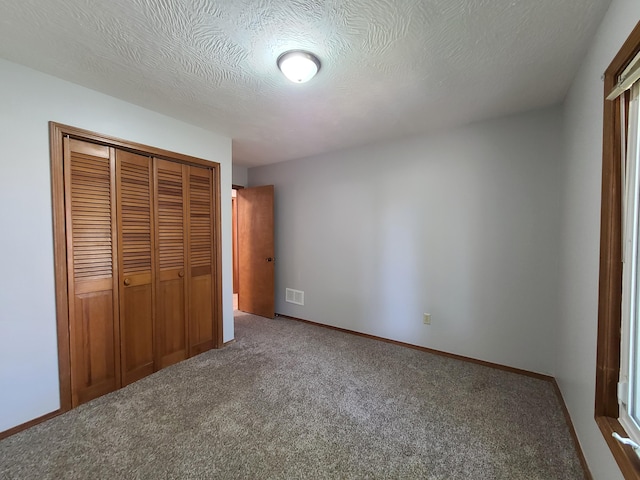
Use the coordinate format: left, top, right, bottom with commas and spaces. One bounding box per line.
50, 122, 223, 413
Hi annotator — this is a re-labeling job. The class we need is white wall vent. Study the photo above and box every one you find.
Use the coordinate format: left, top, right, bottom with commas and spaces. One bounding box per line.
285, 288, 304, 306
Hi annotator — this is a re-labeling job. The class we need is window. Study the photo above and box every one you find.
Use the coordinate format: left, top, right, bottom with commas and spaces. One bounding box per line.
596, 21, 640, 479
619, 82, 640, 447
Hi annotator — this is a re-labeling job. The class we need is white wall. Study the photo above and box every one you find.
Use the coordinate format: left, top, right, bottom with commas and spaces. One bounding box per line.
557, 1, 640, 479
249, 107, 563, 375
0, 59, 233, 432
232, 164, 248, 187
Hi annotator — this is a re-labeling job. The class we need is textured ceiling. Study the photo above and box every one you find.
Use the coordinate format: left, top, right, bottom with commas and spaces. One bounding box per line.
0, 0, 612, 167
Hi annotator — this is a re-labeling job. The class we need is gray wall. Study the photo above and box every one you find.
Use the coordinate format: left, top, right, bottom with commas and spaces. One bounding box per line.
557, 0, 640, 478
232, 164, 248, 187
249, 107, 563, 375
0, 59, 233, 432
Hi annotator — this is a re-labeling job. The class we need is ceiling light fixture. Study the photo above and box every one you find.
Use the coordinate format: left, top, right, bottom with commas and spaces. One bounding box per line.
277, 50, 321, 84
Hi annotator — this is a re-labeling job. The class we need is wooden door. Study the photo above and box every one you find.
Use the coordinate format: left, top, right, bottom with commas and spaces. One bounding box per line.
117, 150, 155, 386
154, 159, 189, 368
237, 185, 275, 318
64, 138, 120, 406
188, 165, 216, 355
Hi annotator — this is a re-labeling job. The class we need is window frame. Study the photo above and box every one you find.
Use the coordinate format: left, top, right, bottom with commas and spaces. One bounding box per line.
619, 82, 640, 448
596, 20, 640, 480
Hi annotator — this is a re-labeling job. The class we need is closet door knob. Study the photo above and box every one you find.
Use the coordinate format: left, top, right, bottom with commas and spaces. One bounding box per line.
178, 270, 184, 278
123, 278, 131, 286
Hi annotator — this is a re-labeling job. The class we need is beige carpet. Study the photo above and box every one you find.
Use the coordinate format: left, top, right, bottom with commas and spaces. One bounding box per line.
0, 312, 585, 479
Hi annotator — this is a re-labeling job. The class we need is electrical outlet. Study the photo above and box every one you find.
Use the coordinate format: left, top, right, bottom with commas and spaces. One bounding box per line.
423, 313, 431, 325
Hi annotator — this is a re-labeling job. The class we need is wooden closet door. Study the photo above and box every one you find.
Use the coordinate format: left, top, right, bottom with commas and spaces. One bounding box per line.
188, 166, 216, 355
64, 138, 119, 406
154, 159, 189, 368
116, 150, 155, 386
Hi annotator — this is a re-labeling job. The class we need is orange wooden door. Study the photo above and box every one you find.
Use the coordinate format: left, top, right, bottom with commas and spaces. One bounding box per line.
154, 159, 189, 368
237, 185, 275, 318
64, 138, 120, 407
187, 165, 217, 355
116, 150, 155, 386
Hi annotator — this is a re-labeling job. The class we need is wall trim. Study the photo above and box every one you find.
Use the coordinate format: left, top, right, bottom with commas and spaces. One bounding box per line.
0, 409, 62, 441
0, 307, 591, 479
277, 313, 552, 380
277, 312, 592, 479
1, 339, 239, 440
551, 379, 594, 480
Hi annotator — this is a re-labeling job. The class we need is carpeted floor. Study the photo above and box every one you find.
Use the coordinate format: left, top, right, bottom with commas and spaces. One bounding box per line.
0, 312, 585, 479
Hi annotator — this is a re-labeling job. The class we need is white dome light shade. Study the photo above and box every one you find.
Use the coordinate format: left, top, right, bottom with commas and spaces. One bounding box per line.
277, 50, 321, 83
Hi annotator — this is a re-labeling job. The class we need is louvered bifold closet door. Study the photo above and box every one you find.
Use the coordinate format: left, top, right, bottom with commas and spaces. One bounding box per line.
64, 138, 120, 407
154, 159, 189, 368
188, 165, 216, 355
116, 150, 156, 386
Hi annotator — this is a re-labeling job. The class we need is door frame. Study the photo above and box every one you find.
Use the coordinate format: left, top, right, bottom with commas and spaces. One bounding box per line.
232, 185, 244, 296
49, 122, 224, 412
237, 185, 275, 318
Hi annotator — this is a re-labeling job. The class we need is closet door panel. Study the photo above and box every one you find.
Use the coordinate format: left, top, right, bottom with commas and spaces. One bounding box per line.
188, 166, 215, 355
64, 138, 119, 407
122, 283, 153, 375
155, 159, 188, 368
157, 278, 186, 366
73, 291, 116, 405
117, 150, 155, 386
190, 274, 213, 355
